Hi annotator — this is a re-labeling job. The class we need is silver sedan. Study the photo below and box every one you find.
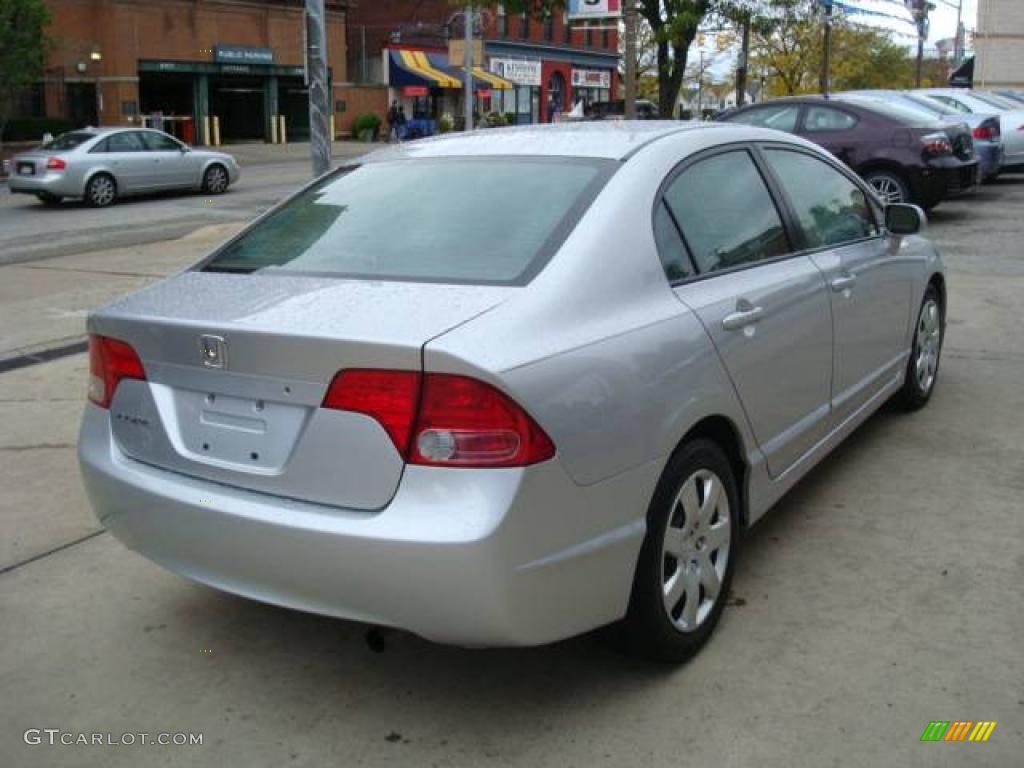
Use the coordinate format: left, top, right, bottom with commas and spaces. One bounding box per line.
78, 122, 945, 661
7, 127, 239, 207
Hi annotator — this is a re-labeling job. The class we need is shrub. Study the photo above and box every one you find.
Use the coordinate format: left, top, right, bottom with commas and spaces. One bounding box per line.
437, 113, 455, 133
351, 112, 381, 140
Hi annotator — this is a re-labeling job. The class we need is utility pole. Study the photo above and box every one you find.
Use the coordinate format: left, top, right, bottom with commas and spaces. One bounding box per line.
305, 0, 331, 177
696, 50, 705, 117
736, 13, 750, 107
464, 3, 474, 131
911, 1, 935, 87
820, 0, 833, 96
624, 1, 637, 118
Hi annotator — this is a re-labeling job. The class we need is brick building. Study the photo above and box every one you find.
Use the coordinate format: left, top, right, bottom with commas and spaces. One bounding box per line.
26, 0, 348, 144
975, 0, 1024, 88
347, 1, 620, 126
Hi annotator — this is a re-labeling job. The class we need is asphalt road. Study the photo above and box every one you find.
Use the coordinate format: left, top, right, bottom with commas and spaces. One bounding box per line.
0, 173, 1022, 767
0, 143, 368, 266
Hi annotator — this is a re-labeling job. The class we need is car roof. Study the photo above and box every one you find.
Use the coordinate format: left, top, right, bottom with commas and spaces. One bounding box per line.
361, 121, 734, 161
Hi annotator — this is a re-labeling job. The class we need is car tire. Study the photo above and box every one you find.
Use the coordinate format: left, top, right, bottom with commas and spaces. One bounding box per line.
618, 438, 740, 663
35, 192, 62, 205
202, 164, 229, 194
84, 174, 117, 208
896, 284, 944, 411
863, 170, 910, 205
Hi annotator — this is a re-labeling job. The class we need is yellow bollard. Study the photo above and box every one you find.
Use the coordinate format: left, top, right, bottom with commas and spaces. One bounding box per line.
330, 114, 336, 141
270, 115, 278, 144
212, 116, 221, 147
278, 115, 287, 144
202, 116, 211, 146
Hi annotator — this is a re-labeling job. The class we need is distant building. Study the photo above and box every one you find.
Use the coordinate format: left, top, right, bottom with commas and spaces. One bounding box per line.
975, 0, 1024, 88
20, 1, 349, 144
346, 1, 620, 126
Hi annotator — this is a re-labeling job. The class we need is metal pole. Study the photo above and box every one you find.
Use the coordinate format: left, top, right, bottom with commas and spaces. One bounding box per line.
736, 13, 750, 107
305, 0, 331, 177
821, 0, 832, 96
464, 4, 474, 131
624, 1, 637, 118
697, 51, 704, 117
955, 0, 963, 63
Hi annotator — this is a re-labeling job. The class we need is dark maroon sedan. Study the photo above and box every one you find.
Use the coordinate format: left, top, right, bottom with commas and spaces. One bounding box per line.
718, 96, 979, 209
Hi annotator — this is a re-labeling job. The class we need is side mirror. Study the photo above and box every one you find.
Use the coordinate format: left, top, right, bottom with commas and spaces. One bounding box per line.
885, 203, 926, 236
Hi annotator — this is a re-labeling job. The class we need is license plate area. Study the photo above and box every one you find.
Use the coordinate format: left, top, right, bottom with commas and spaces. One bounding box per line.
18, 163, 35, 176
173, 389, 310, 471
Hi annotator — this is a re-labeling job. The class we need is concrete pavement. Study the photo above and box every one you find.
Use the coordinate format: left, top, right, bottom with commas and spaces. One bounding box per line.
1, 176, 1022, 767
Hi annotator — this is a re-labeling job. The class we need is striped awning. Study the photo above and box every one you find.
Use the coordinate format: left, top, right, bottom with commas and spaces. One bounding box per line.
468, 66, 514, 91
388, 49, 462, 89
425, 53, 514, 91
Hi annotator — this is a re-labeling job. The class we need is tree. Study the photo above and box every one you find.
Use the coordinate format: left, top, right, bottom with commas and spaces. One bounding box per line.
0, 0, 50, 151
638, 1, 715, 117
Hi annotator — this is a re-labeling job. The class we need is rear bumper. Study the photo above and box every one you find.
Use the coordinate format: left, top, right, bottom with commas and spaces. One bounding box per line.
910, 157, 979, 207
78, 404, 654, 646
7, 171, 79, 197
977, 142, 1004, 180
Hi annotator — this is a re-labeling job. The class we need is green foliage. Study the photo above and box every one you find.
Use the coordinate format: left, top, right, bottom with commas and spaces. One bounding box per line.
352, 112, 382, 134
0, 0, 51, 144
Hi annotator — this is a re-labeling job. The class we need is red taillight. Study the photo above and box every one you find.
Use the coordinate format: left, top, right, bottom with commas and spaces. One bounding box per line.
972, 125, 995, 140
46, 157, 67, 171
88, 334, 146, 409
920, 132, 953, 156
322, 369, 421, 455
321, 370, 555, 468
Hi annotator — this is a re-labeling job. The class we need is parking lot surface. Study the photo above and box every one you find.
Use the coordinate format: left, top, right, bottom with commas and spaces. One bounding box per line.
1, 174, 1022, 767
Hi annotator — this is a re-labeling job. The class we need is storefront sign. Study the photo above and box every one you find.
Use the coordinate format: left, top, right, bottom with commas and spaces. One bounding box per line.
403, 86, 429, 97
571, 68, 611, 88
476, 89, 492, 98
567, 0, 621, 20
214, 45, 274, 65
489, 58, 542, 87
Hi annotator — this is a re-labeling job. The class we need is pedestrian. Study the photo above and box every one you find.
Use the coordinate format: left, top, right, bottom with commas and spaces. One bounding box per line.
387, 100, 400, 142
397, 104, 408, 141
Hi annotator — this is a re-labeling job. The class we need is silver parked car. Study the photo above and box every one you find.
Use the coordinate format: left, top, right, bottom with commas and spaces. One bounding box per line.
7, 127, 239, 207
916, 88, 1024, 168
78, 123, 945, 661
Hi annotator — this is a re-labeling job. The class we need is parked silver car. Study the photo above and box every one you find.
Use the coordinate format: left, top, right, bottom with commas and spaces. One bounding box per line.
7, 127, 239, 207
78, 122, 945, 661
916, 88, 1024, 168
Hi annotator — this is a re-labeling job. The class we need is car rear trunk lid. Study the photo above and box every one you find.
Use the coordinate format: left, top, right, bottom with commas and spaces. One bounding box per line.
92, 271, 511, 510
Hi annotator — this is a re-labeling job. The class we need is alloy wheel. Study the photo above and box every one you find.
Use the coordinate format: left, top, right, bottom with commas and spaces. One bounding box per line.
868, 175, 905, 205
915, 298, 941, 394
88, 176, 115, 206
205, 166, 228, 193
660, 468, 731, 632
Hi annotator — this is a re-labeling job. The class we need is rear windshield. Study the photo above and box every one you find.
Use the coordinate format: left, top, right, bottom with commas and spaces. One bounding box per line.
839, 96, 941, 125
203, 157, 612, 285
42, 132, 94, 150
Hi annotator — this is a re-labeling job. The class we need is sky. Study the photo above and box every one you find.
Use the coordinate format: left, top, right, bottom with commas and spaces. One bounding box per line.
927, 0, 976, 46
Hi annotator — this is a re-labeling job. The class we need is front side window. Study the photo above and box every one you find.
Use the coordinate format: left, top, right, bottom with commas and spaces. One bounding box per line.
729, 104, 800, 133
662, 150, 788, 273
204, 158, 612, 285
764, 149, 879, 249
803, 106, 858, 132
143, 131, 183, 151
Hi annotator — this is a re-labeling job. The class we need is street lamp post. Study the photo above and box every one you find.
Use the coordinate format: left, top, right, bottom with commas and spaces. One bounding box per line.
305, 0, 331, 178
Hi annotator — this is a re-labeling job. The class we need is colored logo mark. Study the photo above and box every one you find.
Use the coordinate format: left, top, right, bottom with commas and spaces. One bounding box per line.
920, 721, 997, 742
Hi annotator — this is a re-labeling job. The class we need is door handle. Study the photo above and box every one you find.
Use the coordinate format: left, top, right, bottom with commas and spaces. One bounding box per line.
722, 305, 765, 331
830, 274, 857, 292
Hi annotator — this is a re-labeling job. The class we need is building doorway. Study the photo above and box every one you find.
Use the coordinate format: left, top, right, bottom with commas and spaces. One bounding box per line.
65, 83, 98, 127
279, 78, 310, 141
210, 77, 265, 141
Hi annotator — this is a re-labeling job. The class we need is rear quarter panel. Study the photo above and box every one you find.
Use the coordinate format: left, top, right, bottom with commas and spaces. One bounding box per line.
424, 127, 763, 490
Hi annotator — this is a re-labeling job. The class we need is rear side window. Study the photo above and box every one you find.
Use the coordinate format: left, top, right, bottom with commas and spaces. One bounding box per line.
764, 149, 879, 249
803, 106, 858, 132
652, 201, 693, 281
662, 150, 788, 274
103, 132, 147, 152
728, 105, 800, 132
204, 158, 611, 285
143, 132, 183, 151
